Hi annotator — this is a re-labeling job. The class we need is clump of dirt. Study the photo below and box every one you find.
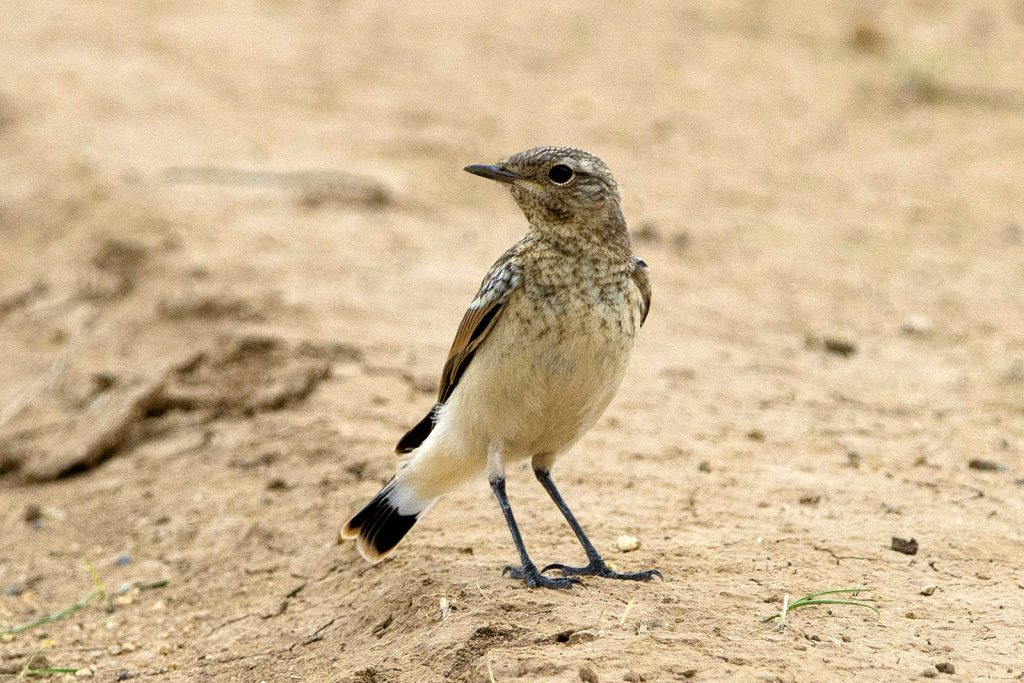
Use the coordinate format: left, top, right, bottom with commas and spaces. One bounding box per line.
0, 335, 353, 482
154, 335, 334, 417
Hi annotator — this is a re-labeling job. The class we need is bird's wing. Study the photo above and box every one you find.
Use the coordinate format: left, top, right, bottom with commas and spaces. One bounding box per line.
395, 248, 522, 454
632, 257, 651, 327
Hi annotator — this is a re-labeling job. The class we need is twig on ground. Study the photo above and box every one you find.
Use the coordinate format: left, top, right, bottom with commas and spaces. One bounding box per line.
618, 596, 637, 626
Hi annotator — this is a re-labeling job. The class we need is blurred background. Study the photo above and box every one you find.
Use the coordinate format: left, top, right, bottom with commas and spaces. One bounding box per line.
1, 2, 1023, 681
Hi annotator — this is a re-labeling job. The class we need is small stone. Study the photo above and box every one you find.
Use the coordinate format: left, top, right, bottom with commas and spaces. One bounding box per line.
623, 672, 644, 683
697, 461, 711, 473
23, 504, 43, 524
920, 669, 938, 679
891, 537, 919, 555
900, 315, 934, 335
746, 429, 765, 442
266, 477, 290, 491
968, 458, 1006, 472
75, 668, 95, 678
904, 611, 917, 619
115, 554, 131, 566
579, 664, 600, 683
798, 494, 821, 506
681, 670, 697, 679
935, 662, 955, 675
616, 535, 641, 553
823, 336, 857, 357
921, 584, 937, 596
567, 629, 598, 645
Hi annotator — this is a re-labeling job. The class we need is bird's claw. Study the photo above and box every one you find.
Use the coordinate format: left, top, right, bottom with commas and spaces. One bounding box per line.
503, 564, 581, 589
541, 561, 662, 582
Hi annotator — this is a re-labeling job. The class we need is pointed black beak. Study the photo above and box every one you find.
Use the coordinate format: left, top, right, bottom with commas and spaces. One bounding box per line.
463, 164, 521, 184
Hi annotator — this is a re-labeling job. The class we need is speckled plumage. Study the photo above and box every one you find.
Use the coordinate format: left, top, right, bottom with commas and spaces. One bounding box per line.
342, 147, 658, 587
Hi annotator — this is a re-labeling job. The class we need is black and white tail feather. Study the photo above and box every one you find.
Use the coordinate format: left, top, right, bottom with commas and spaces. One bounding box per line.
339, 479, 435, 562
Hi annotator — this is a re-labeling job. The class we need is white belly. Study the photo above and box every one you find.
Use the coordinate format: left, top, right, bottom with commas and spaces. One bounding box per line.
398, 284, 641, 500
444, 297, 635, 461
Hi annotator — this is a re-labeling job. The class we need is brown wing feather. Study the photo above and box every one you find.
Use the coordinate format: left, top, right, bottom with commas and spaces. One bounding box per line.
395, 248, 522, 454
632, 257, 651, 326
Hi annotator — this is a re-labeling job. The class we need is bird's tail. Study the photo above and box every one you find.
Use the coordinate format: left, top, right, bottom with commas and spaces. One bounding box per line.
339, 477, 437, 562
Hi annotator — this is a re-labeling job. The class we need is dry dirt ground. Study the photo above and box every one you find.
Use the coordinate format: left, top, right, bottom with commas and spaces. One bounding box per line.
2, 2, 1024, 681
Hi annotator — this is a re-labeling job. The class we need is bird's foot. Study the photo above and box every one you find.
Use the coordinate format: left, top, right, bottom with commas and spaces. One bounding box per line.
541, 560, 662, 582
503, 563, 581, 589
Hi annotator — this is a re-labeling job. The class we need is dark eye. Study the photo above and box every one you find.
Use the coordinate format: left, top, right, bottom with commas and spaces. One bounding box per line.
547, 164, 574, 185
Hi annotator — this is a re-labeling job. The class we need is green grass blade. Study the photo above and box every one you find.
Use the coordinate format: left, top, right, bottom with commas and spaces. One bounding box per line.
1, 589, 99, 636
761, 586, 879, 623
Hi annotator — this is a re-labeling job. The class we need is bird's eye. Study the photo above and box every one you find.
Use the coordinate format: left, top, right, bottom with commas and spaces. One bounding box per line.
547, 164, 574, 185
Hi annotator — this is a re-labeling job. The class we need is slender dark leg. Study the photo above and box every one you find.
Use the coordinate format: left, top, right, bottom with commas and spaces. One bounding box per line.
534, 468, 662, 581
489, 477, 578, 589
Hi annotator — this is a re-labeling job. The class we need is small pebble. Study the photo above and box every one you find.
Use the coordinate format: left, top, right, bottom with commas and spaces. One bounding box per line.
616, 535, 641, 553
681, 670, 697, 679
75, 668, 95, 678
921, 669, 938, 679
891, 537, 919, 555
265, 478, 289, 491
844, 449, 862, 468
823, 336, 857, 357
115, 554, 131, 567
567, 629, 598, 645
921, 584, 937, 596
23, 504, 43, 524
968, 458, 1006, 472
579, 664, 599, 683
900, 315, 934, 335
935, 662, 955, 675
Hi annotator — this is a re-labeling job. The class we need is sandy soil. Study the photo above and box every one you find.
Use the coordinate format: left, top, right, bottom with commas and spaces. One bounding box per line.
2, 1, 1024, 681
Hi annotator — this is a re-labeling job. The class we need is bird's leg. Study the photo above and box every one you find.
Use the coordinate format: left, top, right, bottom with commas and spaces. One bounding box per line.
489, 476, 578, 589
533, 468, 662, 581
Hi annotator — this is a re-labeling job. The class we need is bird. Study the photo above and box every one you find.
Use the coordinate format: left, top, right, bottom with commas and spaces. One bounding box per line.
340, 146, 659, 589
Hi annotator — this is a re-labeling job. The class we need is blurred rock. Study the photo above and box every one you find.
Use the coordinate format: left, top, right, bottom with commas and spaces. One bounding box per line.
900, 315, 934, 336
616, 535, 640, 552
890, 537, 918, 555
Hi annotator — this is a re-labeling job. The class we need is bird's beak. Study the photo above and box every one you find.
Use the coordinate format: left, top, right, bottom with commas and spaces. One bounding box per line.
463, 164, 521, 184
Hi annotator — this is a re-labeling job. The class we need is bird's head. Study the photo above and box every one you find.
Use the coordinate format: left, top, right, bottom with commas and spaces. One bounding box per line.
465, 146, 622, 230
